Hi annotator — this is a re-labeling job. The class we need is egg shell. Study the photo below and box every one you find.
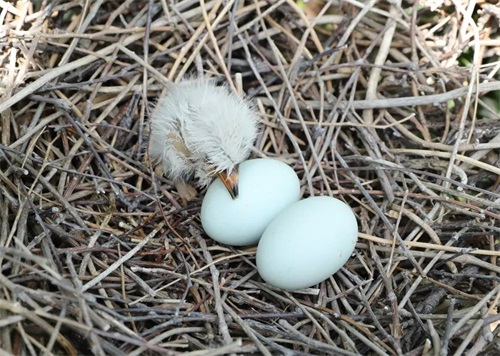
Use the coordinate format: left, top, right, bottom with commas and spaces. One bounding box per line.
256, 196, 358, 290
201, 159, 300, 246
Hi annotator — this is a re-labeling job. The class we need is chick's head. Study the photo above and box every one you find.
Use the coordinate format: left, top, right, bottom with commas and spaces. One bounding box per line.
182, 85, 260, 186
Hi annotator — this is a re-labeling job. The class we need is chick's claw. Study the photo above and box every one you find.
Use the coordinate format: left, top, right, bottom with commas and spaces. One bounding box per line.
175, 180, 198, 205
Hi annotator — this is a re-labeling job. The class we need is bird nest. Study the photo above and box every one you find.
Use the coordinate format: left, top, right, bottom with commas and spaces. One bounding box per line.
1, 0, 499, 355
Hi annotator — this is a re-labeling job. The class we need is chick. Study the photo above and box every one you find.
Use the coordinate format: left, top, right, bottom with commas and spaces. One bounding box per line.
149, 78, 260, 199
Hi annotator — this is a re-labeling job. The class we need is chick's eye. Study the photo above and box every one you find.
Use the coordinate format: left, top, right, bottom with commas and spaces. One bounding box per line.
205, 162, 217, 176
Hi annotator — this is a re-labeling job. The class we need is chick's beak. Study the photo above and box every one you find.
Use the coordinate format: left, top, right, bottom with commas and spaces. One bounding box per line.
217, 168, 239, 199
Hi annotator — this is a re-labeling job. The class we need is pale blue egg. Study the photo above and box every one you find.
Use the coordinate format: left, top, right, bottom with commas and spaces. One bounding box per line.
256, 196, 358, 290
201, 159, 300, 246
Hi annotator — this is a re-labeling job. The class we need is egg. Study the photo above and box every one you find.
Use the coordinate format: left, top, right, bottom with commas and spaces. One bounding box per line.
256, 196, 358, 290
201, 159, 300, 246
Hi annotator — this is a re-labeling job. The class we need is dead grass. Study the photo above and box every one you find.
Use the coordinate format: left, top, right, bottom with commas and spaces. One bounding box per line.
0, 0, 499, 355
